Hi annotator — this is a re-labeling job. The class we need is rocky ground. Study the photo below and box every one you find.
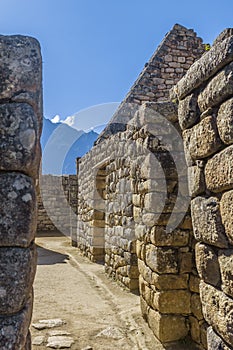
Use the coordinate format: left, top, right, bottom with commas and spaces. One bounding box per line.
31, 231, 196, 350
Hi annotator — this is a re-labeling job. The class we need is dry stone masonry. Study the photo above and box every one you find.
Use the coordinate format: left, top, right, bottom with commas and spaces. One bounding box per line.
74, 25, 233, 348
0, 36, 42, 349
174, 28, 233, 350
32, 24, 233, 349
75, 23, 207, 345
37, 174, 78, 239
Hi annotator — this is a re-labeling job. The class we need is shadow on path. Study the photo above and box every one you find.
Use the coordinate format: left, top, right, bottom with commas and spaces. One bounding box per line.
36, 245, 69, 265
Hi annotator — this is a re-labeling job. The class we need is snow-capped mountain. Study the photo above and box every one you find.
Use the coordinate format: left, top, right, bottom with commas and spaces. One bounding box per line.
41, 118, 99, 174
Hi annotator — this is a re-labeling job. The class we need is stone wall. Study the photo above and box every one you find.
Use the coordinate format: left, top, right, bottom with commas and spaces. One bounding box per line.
0, 36, 42, 349
76, 24, 204, 294
174, 28, 233, 349
129, 101, 204, 345
97, 23, 204, 143
37, 174, 78, 237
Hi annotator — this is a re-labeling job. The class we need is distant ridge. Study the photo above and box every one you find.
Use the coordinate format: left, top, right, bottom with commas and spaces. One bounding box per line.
41, 118, 98, 174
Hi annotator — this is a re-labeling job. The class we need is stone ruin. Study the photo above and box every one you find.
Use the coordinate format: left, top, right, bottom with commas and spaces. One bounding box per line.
1, 23, 233, 349
72, 24, 233, 349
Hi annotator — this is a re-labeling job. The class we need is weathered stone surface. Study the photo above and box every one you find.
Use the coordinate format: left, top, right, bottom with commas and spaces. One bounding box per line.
0, 295, 32, 349
200, 281, 233, 346
150, 226, 189, 247
219, 249, 233, 298
153, 290, 191, 314
0, 173, 36, 247
32, 319, 66, 330
188, 165, 205, 197
151, 273, 189, 290
178, 251, 193, 273
217, 98, 233, 144
48, 331, 71, 336
0, 245, 36, 314
213, 28, 233, 46
200, 322, 208, 349
148, 308, 188, 342
189, 316, 200, 344
220, 190, 233, 244
205, 145, 233, 192
96, 326, 124, 339
189, 274, 200, 293
0, 36, 42, 112
188, 116, 222, 160
0, 103, 41, 178
198, 61, 233, 113
32, 336, 45, 346
140, 101, 178, 123
207, 326, 232, 350
191, 294, 203, 320
176, 35, 233, 99
46, 336, 75, 348
191, 197, 228, 247
183, 129, 194, 166
195, 242, 221, 286
146, 245, 178, 274
178, 93, 198, 130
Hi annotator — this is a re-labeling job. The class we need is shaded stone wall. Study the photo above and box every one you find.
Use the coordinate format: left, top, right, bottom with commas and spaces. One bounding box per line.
37, 175, 78, 237
0, 36, 42, 349
174, 28, 233, 349
129, 101, 205, 345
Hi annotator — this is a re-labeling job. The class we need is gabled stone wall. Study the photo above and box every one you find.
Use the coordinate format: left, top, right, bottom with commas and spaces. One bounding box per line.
76, 25, 204, 296
174, 28, 233, 350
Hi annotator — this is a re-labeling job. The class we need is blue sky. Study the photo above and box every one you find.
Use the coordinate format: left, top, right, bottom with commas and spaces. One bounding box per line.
1, 0, 233, 129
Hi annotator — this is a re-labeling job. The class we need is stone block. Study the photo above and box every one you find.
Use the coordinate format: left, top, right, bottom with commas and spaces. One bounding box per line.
200, 322, 208, 349
195, 242, 221, 286
151, 273, 188, 290
191, 197, 228, 248
178, 93, 198, 130
148, 308, 188, 342
0, 103, 41, 178
183, 129, 194, 166
0, 36, 42, 113
176, 36, 233, 99
217, 97, 233, 144
218, 249, 233, 298
0, 295, 32, 349
188, 116, 222, 160
139, 101, 178, 123
220, 190, 233, 244
0, 173, 36, 247
198, 62, 233, 113
146, 245, 178, 274
200, 281, 233, 346
205, 146, 233, 192
207, 326, 232, 350
0, 245, 36, 314
188, 165, 205, 197
142, 213, 159, 227
191, 294, 203, 320
152, 290, 191, 314
150, 226, 189, 247
179, 252, 193, 273
189, 316, 201, 344
144, 193, 166, 214
140, 296, 149, 320
189, 274, 200, 293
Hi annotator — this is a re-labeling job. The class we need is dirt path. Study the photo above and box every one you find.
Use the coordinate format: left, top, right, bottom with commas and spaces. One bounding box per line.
31, 232, 185, 350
